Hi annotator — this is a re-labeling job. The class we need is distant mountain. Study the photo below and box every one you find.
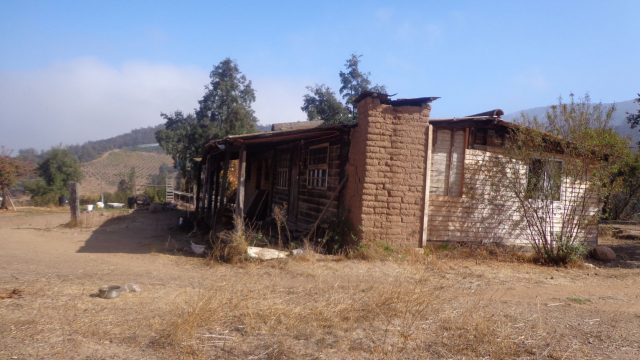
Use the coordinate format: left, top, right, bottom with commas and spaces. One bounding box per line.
505, 99, 640, 144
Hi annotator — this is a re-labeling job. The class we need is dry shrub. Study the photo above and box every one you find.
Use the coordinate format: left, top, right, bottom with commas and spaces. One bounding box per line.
210, 216, 248, 264
272, 203, 290, 247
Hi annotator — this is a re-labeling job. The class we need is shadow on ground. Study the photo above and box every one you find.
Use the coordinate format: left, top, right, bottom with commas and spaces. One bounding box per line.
76, 209, 187, 254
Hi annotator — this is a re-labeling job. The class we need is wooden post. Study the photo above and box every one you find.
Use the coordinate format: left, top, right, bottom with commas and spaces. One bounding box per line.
235, 146, 247, 217
421, 124, 433, 247
219, 150, 231, 208
69, 182, 80, 226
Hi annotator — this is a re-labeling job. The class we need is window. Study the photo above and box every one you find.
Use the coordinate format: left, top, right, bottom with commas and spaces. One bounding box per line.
473, 128, 505, 147
430, 128, 465, 197
526, 159, 562, 201
307, 145, 328, 189
276, 152, 290, 189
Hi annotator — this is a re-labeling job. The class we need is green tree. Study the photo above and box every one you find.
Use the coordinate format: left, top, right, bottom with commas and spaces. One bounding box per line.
157, 58, 257, 182
196, 58, 257, 136
301, 54, 386, 124
36, 148, 82, 197
156, 111, 206, 179
301, 85, 350, 124
339, 54, 386, 118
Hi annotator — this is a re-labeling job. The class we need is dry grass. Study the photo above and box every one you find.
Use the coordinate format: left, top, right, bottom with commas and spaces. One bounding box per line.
210, 216, 250, 264
3, 211, 640, 359
157, 259, 606, 360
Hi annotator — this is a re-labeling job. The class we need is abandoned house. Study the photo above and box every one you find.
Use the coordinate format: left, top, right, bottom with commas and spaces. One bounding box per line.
195, 92, 600, 247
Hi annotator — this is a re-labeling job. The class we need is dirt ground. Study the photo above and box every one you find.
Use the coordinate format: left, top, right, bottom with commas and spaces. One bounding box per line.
1, 209, 640, 359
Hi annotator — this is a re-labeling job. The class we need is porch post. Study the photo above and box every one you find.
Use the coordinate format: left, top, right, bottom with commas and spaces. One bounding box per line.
219, 150, 230, 208
421, 124, 433, 247
235, 146, 247, 217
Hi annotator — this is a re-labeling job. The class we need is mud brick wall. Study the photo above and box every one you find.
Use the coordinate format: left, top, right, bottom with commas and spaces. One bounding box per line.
345, 96, 431, 246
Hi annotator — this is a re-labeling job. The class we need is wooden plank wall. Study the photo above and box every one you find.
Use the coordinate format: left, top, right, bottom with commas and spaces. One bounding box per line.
294, 141, 342, 234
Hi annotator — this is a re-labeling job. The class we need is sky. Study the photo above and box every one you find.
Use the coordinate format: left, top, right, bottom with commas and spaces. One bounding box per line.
1, 0, 639, 150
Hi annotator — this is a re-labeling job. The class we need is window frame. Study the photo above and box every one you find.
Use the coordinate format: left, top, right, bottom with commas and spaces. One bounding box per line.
306, 143, 329, 190
526, 158, 563, 201
275, 151, 290, 190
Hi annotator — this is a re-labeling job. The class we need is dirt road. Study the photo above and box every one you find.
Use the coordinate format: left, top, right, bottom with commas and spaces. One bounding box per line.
1, 209, 639, 359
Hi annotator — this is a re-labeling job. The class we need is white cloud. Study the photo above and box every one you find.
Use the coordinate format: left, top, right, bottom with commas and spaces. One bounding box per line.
0, 58, 205, 150
0, 58, 308, 151
253, 76, 308, 125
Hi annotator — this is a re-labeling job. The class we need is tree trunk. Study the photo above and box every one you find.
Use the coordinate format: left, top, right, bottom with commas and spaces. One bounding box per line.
0, 187, 8, 210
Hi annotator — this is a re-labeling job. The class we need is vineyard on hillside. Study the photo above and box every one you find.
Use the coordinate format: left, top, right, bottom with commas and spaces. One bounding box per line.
80, 149, 176, 196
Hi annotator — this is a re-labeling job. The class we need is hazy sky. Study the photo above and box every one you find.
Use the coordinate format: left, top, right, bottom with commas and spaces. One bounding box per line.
1, 0, 639, 150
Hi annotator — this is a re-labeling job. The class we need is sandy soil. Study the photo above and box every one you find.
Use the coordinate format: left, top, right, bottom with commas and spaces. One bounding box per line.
1, 209, 640, 359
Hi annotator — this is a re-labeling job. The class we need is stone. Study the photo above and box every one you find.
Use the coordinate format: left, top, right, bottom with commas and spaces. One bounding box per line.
247, 246, 289, 260
591, 245, 616, 262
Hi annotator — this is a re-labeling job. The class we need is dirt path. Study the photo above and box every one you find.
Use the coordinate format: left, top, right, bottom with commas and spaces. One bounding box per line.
1, 210, 639, 359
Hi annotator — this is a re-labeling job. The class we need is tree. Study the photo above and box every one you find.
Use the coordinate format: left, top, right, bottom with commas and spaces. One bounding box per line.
0, 148, 26, 209
476, 94, 628, 264
626, 93, 640, 144
301, 85, 350, 124
36, 148, 82, 197
301, 54, 386, 124
156, 111, 207, 179
339, 54, 386, 118
157, 58, 257, 182
196, 58, 257, 137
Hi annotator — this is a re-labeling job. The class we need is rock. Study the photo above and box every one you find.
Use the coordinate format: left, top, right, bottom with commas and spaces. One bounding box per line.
247, 246, 289, 260
591, 245, 616, 262
290, 248, 305, 256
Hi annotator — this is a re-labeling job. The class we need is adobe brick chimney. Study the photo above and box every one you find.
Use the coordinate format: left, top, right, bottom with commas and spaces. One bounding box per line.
344, 93, 435, 246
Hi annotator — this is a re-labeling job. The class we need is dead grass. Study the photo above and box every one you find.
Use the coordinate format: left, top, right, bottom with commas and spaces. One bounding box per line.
157, 260, 602, 359
3, 211, 640, 359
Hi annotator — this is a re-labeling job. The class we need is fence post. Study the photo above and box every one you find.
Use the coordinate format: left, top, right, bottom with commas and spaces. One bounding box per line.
69, 182, 80, 226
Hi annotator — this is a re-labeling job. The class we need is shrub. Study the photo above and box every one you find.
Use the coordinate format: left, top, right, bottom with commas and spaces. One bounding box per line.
210, 216, 248, 263
317, 216, 358, 254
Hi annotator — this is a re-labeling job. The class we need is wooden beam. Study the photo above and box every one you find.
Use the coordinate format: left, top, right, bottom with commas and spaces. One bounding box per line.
235, 147, 247, 217
460, 128, 469, 196
445, 129, 454, 196
421, 124, 433, 247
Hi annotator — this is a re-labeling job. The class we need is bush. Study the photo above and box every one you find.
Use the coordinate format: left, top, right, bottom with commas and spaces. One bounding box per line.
535, 236, 588, 265
80, 195, 100, 206
144, 187, 166, 203
103, 191, 129, 204
317, 216, 359, 254
23, 178, 59, 206
210, 216, 248, 263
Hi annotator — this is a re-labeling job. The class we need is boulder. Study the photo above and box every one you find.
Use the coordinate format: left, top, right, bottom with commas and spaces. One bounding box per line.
591, 245, 616, 262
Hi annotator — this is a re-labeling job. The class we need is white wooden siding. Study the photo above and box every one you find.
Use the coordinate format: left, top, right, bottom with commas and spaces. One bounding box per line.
428, 148, 600, 245
430, 128, 465, 196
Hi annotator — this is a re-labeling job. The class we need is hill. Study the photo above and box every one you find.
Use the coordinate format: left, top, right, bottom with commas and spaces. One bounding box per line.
80, 149, 175, 195
66, 125, 164, 162
505, 99, 640, 143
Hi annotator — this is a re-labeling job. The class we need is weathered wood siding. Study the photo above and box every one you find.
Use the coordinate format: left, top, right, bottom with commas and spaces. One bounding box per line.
294, 141, 343, 234
428, 144, 599, 245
